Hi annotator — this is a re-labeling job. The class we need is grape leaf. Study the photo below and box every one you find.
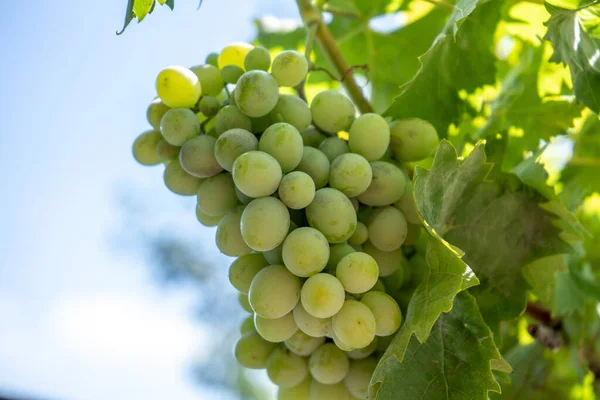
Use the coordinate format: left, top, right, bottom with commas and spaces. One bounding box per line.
134, 0, 154, 22
522, 255, 567, 306
371, 292, 501, 400
117, 0, 175, 34
543, 2, 600, 113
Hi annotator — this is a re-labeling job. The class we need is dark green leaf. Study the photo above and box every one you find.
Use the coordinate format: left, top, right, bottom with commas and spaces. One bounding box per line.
117, 0, 136, 35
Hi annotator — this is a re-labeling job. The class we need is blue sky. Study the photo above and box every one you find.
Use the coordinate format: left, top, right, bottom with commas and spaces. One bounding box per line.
0, 1, 297, 399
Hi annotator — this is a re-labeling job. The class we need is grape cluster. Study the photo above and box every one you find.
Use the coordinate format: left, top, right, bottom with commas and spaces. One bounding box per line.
132, 42, 439, 400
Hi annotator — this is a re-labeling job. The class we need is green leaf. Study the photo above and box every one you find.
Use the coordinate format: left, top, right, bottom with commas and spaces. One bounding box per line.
165, 0, 174, 9
544, 2, 600, 113
117, 0, 136, 35
371, 292, 501, 400
522, 255, 567, 305
117, 0, 174, 34
133, 0, 155, 22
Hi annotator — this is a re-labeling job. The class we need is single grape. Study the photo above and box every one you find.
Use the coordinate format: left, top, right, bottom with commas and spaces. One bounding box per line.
294, 147, 330, 189
132, 130, 162, 166
195, 205, 222, 227
301, 273, 345, 318
198, 96, 221, 117
301, 126, 327, 148
146, 98, 170, 130
241, 197, 290, 251
240, 315, 255, 335
357, 161, 406, 206
221, 64, 245, 84
390, 118, 439, 161
332, 300, 376, 349
255, 312, 298, 342
155, 65, 202, 108
159, 108, 201, 146
325, 243, 355, 273
235, 331, 277, 369
336, 252, 378, 294
278, 376, 311, 400
362, 240, 402, 277
344, 357, 377, 399
249, 265, 301, 319
235, 70, 280, 118
347, 221, 368, 246
346, 337, 378, 360
163, 159, 203, 195
196, 173, 238, 216
310, 90, 355, 134
244, 46, 271, 71
278, 171, 316, 210
293, 302, 332, 338
319, 137, 349, 163
190, 64, 224, 97
348, 113, 390, 161
282, 227, 330, 277
239, 292, 253, 313
216, 205, 252, 257
218, 42, 254, 69
306, 188, 357, 243
360, 291, 402, 337
328, 153, 372, 197
259, 122, 304, 173
267, 346, 309, 388
308, 343, 350, 384
367, 206, 407, 251
271, 50, 308, 87
285, 330, 326, 356
179, 135, 223, 178
205, 52, 219, 67
214, 128, 258, 171
229, 253, 269, 294
156, 139, 180, 162
310, 381, 350, 400
394, 183, 420, 224
215, 105, 252, 136
233, 151, 283, 198
270, 94, 312, 132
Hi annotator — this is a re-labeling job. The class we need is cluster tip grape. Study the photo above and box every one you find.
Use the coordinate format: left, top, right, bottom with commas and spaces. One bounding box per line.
132, 42, 440, 400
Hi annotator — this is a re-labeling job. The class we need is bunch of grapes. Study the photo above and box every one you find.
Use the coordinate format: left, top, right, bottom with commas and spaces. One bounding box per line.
132, 42, 439, 400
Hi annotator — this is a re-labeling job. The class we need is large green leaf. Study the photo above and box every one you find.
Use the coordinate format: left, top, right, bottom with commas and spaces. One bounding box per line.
371, 292, 501, 400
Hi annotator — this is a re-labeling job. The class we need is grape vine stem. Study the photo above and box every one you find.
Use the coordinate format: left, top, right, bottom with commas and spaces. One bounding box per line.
295, 0, 374, 114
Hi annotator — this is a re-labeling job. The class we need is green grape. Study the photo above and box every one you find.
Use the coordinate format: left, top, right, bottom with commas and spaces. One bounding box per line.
259, 122, 304, 173
278, 376, 311, 400
159, 108, 201, 146
221, 64, 245, 84
179, 135, 223, 178
301, 126, 327, 148
146, 98, 170, 130
344, 358, 377, 399
156, 139, 180, 162
332, 300, 376, 349
285, 330, 326, 356
218, 42, 254, 69
310, 381, 350, 400
198, 96, 221, 117
293, 302, 332, 338
155, 65, 202, 108
205, 52, 219, 67
132, 130, 162, 166
336, 252, 378, 294
310, 90, 355, 134
255, 312, 298, 342
367, 206, 407, 251
190, 64, 224, 97
360, 291, 402, 337
216, 205, 252, 257
278, 171, 316, 210
240, 315, 255, 335
250, 114, 273, 133
282, 227, 330, 277
270, 94, 312, 132
233, 151, 282, 198
235, 186, 253, 205
301, 273, 345, 318
195, 206, 222, 227
328, 153, 372, 197
214, 128, 258, 171
264, 222, 298, 265
295, 147, 330, 189
235, 331, 277, 369
362, 241, 401, 277
390, 118, 439, 162
196, 173, 238, 216
306, 188, 357, 243
308, 343, 350, 384
394, 183, 420, 224
319, 137, 349, 163
215, 105, 252, 136
332, 330, 355, 352
163, 159, 203, 195
267, 346, 309, 388
241, 197, 290, 251
244, 46, 271, 71
347, 221, 368, 246
346, 337, 378, 360
239, 292, 254, 313
348, 113, 390, 162
249, 265, 301, 319
325, 243, 355, 272
229, 252, 269, 293
357, 161, 406, 206
271, 50, 309, 87
235, 70, 279, 117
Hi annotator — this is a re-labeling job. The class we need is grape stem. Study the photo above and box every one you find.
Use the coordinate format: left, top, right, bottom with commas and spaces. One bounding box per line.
295, 0, 374, 113
200, 116, 214, 134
